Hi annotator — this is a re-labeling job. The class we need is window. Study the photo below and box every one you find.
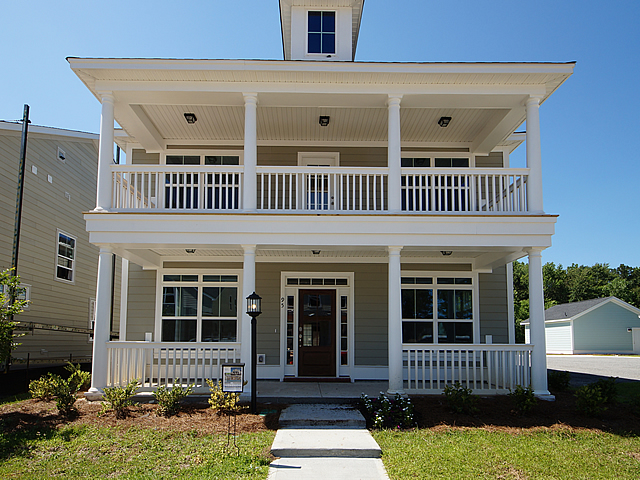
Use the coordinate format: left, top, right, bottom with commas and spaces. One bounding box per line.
165, 155, 240, 166
56, 230, 76, 283
308, 11, 335, 54
401, 157, 470, 168
161, 274, 239, 342
401, 276, 474, 344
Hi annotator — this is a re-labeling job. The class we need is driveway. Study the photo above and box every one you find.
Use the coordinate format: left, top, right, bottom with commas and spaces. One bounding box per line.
547, 354, 640, 384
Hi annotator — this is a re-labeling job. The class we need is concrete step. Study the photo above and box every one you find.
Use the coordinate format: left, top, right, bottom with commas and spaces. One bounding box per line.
278, 403, 366, 427
271, 427, 382, 458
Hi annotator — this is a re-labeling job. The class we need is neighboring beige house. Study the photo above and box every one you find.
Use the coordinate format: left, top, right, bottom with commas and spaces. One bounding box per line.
0, 121, 120, 366
70, 0, 574, 398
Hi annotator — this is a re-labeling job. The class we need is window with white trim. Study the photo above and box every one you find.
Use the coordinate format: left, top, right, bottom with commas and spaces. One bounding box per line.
308, 11, 335, 54
161, 274, 239, 342
56, 230, 76, 283
401, 276, 474, 344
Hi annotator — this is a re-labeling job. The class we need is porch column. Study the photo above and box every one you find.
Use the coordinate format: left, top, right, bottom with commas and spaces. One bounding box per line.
526, 95, 544, 213
387, 246, 404, 394
87, 247, 114, 398
243, 94, 258, 212
241, 245, 257, 395
95, 93, 115, 212
527, 247, 551, 397
387, 95, 402, 213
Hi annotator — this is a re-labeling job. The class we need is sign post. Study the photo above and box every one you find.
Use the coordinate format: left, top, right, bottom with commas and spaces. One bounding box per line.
221, 363, 244, 454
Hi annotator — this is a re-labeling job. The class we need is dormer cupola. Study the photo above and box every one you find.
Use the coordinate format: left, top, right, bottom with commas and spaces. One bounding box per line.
279, 0, 365, 61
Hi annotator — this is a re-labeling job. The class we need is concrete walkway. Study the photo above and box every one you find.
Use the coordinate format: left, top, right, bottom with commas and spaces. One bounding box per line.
268, 404, 390, 479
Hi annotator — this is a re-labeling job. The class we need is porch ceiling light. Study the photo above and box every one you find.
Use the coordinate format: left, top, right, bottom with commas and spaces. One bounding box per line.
184, 112, 197, 124
185, 249, 196, 254
312, 250, 321, 255
319, 115, 330, 127
438, 116, 451, 128
441, 251, 453, 256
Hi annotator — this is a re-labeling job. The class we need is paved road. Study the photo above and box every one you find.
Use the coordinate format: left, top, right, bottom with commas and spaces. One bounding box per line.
547, 354, 640, 382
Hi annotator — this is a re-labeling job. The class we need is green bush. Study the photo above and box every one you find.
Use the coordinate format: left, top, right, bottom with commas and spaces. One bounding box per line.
594, 377, 618, 405
509, 385, 537, 415
64, 362, 91, 391
54, 377, 81, 416
548, 370, 571, 392
575, 384, 607, 417
206, 379, 242, 413
29, 372, 62, 401
101, 379, 140, 419
360, 393, 415, 429
443, 382, 479, 415
153, 384, 194, 417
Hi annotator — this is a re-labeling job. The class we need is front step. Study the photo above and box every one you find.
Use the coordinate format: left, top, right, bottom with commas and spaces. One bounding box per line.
271, 427, 382, 458
278, 403, 366, 428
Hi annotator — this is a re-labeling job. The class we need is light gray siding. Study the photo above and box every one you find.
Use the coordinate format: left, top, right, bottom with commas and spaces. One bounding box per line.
478, 266, 509, 343
257, 146, 388, 167
125, 264, 157, 341
131, 149, 160, 165
0, 126, 121, 363
476, 152, 504, 168
545, 322, 573, 353
573, 302, 640, 353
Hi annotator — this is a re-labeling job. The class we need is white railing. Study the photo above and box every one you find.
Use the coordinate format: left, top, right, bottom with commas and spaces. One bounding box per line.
401, 169, 528, 213
106, 341, 241, 393
257, 166, 388, 212
403, 344, 533, 394
111, 165, 243, 211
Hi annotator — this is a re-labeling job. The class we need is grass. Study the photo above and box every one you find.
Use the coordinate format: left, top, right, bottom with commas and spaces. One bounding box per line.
0, 393, 30, 406
373, 428, 640, 479
0, 424, 275, 479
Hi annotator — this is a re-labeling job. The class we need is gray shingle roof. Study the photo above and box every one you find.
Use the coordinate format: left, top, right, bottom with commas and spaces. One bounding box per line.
544, 297, 612, 321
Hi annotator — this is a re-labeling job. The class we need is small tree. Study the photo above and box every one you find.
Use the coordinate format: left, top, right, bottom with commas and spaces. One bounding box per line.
0, 268, 30, 367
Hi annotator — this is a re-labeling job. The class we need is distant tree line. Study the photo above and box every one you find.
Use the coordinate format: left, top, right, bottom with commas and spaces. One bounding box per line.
512, 261, 640, 343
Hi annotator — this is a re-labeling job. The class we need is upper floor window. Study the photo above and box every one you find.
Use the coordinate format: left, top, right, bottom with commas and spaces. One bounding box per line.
56, 230, 76, 283
401, 157, 470, 168
308, 11, 335, 54
165, 155, 240, 166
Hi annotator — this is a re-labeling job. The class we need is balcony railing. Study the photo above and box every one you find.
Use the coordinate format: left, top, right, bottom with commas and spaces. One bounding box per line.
106, 341, 241, 393
403, 344, 533, 394
110, 165, 529, 214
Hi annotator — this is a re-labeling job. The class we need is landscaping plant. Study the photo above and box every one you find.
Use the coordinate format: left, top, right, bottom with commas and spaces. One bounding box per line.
101, 379, 140, 419
509, 385, 537, 415
443, 382, 479, 415
54, 376, 81, 416
64, 361, 91, 391
548, 370, 571, 392
574, 383, 607, 417
0, 268, 29, 367
206, 379, 242, 413
153, 383, 194, 417
29, 372, 62, 401
359, 393, 415, 429
594, 377, 618, 405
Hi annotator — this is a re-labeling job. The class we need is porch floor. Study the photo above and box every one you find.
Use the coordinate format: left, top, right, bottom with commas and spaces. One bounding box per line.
254, 380, 389, 404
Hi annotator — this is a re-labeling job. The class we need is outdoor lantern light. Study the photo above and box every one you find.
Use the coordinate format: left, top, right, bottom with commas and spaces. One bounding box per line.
184, 112, 197, 124
246, 292, 262, 414
319, 115, 330, 127
438, 116, 451, 128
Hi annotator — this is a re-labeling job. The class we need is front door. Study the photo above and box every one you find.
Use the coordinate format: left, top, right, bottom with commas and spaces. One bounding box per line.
298, 289, 336, 377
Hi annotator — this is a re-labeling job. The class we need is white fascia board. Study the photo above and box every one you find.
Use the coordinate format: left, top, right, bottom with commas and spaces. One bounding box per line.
570, 297, 640, 322
0, 121, 98, 140
472, 109, 527, 155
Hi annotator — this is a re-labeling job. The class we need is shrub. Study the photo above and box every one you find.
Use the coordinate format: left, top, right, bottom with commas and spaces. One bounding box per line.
54, 377, 81, 416
153, 384, 194, 417
575, 384, 607, 417
101, 379, 140, 419
594, 377, 618, 405
360, 393, 415, 429
206, 379, 241, 413
509, 385, 537, 415
548, 370, 571, 392
29, 372, 62, 401
443, 382, 479, 415
65, 362, 91, 391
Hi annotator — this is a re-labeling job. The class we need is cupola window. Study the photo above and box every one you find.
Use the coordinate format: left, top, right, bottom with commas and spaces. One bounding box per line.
308, 11, 335, 54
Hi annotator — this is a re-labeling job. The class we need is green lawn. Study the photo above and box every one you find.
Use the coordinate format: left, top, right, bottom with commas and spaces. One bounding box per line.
374, 428, 640, 479
0, 424, 274, 479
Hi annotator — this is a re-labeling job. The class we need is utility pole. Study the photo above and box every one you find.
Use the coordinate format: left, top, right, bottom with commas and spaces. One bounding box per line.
11, 104, 30, 276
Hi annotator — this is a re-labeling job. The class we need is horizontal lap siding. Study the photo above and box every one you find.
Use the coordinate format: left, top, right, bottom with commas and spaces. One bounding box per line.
545, 322, 572, 353
478, 266, 509, 343
125, 264, 156, 341
574, 302, 640, 353
257, 146, 387, 167
0, 129, 121, 362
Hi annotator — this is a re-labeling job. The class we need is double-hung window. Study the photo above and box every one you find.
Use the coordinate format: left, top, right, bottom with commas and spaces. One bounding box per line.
308, 11, 335, 54
161, 274, 239, 342
56, 230, 76, 283
401, 276, 474, 344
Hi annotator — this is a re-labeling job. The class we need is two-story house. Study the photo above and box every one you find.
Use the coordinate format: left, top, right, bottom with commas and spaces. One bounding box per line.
70, 0, 573, 399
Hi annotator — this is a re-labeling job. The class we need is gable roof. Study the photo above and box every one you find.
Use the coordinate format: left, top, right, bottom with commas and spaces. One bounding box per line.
522, 296, 640, 325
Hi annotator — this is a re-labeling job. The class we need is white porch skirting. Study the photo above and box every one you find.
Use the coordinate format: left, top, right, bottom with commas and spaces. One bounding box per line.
106, 342, 241, 393
403, 344, 533, 394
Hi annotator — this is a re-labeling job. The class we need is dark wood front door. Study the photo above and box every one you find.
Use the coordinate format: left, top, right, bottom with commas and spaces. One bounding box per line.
298, 290, 336, 377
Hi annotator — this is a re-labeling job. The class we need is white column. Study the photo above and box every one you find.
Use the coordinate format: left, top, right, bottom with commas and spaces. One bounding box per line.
506, 262, 515, 345
95, 93, 115, 212
526, 96, 544, 213
527, 248, 551, 397
87, 247, 114, 397
387, 246, 404, 394
243, 94, 258, 212
241, 245, 257, 395
387, 95, 403, 213
118, 258, 130, 341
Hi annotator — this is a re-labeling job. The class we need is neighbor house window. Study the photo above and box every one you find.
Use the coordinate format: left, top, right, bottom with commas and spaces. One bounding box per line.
401, 276, 474, 344
56, 230, 76, 283
161, 274, 239, 342
308, 11, 335, 54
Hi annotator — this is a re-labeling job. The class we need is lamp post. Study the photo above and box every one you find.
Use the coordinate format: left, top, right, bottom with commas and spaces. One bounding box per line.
246, 292, 262, 414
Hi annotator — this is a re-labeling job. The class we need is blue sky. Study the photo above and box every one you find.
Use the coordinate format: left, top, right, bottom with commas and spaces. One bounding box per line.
2, 1, 639, 268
